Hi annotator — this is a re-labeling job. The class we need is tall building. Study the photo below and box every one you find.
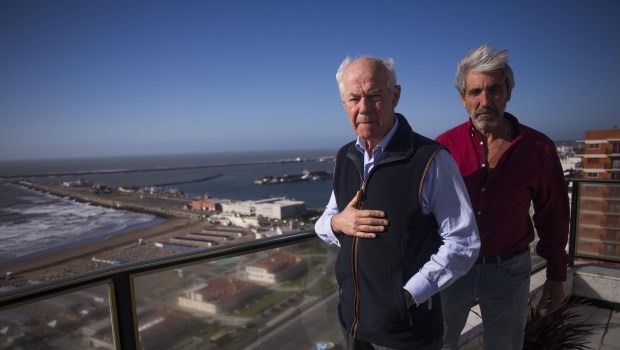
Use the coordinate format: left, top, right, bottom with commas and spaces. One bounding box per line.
577, 129, 620, 180
575, 129, 620, 262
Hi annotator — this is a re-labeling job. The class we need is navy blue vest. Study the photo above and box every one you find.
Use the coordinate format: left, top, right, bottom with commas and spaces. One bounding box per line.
333, 114, 444, 348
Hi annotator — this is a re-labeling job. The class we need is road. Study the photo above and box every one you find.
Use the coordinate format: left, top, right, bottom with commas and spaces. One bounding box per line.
243, 291, 343, 350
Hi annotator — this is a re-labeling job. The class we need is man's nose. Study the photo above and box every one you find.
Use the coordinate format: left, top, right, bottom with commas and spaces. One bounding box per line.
359, 97, 372, 112
479, 92, 491, 107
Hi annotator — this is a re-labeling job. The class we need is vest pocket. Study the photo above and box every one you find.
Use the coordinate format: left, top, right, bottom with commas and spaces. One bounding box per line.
392, 265, 409, 320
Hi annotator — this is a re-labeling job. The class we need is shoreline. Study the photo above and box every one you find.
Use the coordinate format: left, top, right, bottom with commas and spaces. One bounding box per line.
0, 216, 166, 266
1, 217, 202, 282
1, 180, 205, 284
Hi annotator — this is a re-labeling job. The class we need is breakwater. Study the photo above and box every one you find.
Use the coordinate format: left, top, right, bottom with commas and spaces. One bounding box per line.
15, 180, 199, 219
1, 156, 335, 180
149, 174, 222, 187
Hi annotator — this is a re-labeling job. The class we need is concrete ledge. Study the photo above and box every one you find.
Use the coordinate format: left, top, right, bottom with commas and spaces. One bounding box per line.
572, 263, 620, 304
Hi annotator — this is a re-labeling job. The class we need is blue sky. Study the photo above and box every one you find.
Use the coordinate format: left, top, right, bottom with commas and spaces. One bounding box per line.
1, 0, 619, 160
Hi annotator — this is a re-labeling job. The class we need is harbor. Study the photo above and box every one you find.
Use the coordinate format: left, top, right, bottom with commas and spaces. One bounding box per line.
1, 173, 322, 287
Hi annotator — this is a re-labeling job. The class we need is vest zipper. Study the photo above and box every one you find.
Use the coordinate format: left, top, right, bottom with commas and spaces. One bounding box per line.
350, 178, 367, 338
350, 235, 360, 337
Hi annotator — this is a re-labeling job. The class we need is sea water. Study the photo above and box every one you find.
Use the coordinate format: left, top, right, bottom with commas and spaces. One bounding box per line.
0, 149, 337, 262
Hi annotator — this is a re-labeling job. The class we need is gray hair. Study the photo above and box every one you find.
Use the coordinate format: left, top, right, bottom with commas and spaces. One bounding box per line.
336, 56, 398, 98
455, 44, 515, 95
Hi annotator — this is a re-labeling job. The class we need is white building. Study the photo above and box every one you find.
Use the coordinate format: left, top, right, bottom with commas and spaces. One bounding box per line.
255, 199, 306, 219
220, 201, 255, 216
220, 197, 306, 220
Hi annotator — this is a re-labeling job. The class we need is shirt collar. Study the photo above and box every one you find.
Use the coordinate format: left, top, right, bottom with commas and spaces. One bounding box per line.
355, 114, 400, 157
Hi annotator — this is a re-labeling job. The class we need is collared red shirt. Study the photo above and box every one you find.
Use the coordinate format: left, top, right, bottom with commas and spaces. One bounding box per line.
315, 115, 480, 305
435, 113, 569, 281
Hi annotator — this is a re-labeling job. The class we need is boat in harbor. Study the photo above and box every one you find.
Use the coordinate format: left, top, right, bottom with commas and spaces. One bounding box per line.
254, 169, 332, 185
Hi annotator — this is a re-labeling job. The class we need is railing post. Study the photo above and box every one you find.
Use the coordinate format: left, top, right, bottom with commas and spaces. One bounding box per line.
110, 273, 139, 350
568, 180, 580, 267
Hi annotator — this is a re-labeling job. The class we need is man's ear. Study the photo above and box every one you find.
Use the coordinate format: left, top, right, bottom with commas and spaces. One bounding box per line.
392, 85, 401, 107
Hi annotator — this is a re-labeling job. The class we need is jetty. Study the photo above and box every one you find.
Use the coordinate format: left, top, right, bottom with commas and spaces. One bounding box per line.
14, 180, 197, 219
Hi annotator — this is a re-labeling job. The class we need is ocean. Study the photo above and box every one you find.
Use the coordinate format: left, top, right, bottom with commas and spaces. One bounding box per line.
0, 149, 337, 263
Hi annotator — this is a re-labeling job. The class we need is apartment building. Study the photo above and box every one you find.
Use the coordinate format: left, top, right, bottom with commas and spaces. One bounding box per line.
576, 128, 620, 261
578, 129, 620, 180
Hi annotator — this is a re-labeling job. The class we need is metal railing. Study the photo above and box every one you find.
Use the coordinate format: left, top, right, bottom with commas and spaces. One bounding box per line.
0, 230, 319, 349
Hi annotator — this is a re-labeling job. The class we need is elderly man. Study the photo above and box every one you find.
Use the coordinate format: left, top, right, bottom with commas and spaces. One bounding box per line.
436, 45, 570, 350
315, 56, 480, 350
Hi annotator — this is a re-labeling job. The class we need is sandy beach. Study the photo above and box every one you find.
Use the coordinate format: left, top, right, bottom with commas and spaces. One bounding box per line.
1, 181, 209, 288
0, 218, 207, 286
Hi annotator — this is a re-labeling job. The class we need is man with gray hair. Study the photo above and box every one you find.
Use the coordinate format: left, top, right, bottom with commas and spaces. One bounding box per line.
436, 45, 570, 350
315, 56, 480, 349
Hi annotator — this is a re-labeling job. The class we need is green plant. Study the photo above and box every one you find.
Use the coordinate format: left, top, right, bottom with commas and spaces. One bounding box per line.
523, 295, 595, 350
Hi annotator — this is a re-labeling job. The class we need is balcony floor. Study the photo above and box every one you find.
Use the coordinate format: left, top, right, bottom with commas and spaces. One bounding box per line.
459, 263, 620, 349
573, 302, 620, 350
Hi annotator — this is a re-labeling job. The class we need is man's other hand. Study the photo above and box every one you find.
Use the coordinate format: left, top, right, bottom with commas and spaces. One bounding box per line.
330, 191, 389, 238
538, 279, 566, 313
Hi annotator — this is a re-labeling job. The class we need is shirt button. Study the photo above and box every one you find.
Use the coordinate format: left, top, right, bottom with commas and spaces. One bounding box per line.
482, 188, 486, 192
480, 141, 484, 145
477, 211, 482, 215
481, 163, 486, 167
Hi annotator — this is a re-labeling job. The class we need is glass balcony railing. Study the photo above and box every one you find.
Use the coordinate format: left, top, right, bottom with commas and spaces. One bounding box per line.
0, 231, 344, 350
1, 179, 620, 349
569, 179, 620, 265
132, 237, 342, 350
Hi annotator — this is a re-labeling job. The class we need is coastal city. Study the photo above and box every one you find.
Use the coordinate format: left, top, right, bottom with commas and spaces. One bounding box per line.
0, 158, 340, 349
1, 162, 335, 285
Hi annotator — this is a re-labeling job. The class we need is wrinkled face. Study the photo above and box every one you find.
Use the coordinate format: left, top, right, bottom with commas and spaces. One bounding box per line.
461, 71, 511, 134
341, 58, 400, 149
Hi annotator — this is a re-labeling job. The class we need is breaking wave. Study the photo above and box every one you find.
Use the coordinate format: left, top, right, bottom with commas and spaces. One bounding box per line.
0, 185, 158, 262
